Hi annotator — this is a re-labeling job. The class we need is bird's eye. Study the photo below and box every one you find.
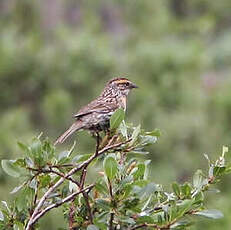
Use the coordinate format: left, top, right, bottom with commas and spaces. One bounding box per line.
125, 82, 129, 86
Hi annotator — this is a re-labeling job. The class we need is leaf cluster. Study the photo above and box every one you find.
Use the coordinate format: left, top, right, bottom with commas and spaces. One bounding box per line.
0, 110, 230, 230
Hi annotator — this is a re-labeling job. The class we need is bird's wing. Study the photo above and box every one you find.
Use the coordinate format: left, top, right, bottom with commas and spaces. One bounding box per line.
73, 101, 118, 119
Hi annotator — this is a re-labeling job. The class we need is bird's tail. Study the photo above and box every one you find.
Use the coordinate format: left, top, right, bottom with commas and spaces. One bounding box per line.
54, 122, 83, 145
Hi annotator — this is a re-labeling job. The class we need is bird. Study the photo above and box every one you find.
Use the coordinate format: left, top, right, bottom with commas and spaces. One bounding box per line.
54, 77, 138, 145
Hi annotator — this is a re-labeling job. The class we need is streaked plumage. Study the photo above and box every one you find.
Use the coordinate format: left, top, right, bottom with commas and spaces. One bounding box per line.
55, 78, 138, 145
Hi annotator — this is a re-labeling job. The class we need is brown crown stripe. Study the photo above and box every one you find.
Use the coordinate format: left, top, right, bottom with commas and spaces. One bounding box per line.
115, 79, 129, 84
108, 78, 129, 84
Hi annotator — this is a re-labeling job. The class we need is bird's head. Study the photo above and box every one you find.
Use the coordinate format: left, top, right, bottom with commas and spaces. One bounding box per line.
107, 77, 138, 96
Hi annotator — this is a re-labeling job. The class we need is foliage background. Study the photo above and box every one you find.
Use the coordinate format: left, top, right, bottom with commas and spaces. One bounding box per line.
0, 0, 231, 229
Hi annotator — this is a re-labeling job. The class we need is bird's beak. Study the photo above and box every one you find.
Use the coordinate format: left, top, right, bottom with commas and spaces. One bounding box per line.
131, 83, 138, 89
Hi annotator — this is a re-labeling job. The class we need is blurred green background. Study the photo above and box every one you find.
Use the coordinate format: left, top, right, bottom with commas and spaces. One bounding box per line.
0, 0, 231, 229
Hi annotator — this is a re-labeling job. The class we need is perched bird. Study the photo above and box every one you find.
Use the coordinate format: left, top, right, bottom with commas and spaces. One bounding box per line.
54, 77, 138, 145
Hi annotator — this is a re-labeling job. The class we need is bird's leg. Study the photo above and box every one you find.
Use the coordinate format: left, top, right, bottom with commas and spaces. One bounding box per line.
91, 131, 102, 142
91, 131, 102, 153
95, 132, 101, 155
100, 128, 112, 149
105, 128, 112, 138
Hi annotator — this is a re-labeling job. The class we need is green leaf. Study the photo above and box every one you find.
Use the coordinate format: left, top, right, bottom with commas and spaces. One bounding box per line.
193, 170, 202, 188
119, 216, 136, 224
95, 199, 110, 211
142, 195, 153, 211
144, 160, 151, 180
95, 182, 108, 195
0, 210, 4, 221
29, 178, 38, 190
194, 209, 224, 219
177, 199, 193, 216
43, 139, 55, 160
193, 191, 204, 204
132, 164, 145, 179
58, 151, 70, 161
1, 201, 10, 212
157, 214, 163, 224
222, 146, 228, 157
13, 222, 24, 230
15, 188, 31, 212
136, 182, 158, 199
213, 166, 226, 177
207, 188, 220, 193
130, 125, 141, 145
25, 157, 34, 168
31, 138, 42, 155
10, 183, 26, 194
31, 138, 45, 166
94, 211, 109, 223
170, 220, 192, 229
133, 179, 148, 188
193, 170, 207, 190
110, 108, 125, 130
69, 181, 78, 192
145, 129, 161, 137
14, 159, 26, 168
58, 142, 76, 162
17, 141, 29, 153
181, 183, 191, 198
172, 182, 181, 197
72, 154, 92, 163
93, 220, 107, 230
140, 135, 157, 146
39, 174, 51, 188
204, 154, 210, 165
119, 120, 128, 138
87, 224, 99, 230
103, 156, 118, 180
131, 150, 149, 155
137, 215, 155, 224
225, 166, 231, 174
1, 160, 21, 177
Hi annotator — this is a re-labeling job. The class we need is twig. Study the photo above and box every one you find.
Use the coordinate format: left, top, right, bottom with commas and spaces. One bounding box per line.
26, 139, 131, 230
71, 167, 93, 225
68, 168, 88, 229
79, 168, 93, 223
29, 167, 93, 225
28, 168, 81, 188
108, 177, 114, 230
33, 181, 39, 208
28, 184, 94, 227
130, 224, 148, 230
69, 200, 76, 230
119, 152, 126, 165
80, 168, 87, 189
109, 212, 114, 230
130, 223, 159, 230
95, 132, 100, 155
51, 164, 76, 168
108, 178, 113, 199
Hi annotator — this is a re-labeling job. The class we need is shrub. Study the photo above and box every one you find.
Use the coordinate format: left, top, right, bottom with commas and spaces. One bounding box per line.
0, 110, 230, 230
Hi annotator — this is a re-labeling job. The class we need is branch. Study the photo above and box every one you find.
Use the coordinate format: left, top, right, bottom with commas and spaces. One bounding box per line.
43, 168, 93, 224
79, 168, 93, 223
80, 168, 87, 189
109, 212, 114, 230
26, 139, 130, 230
130, 223, 159, 230
130, 224, 148, 230
69, 199, 76, 230
108, 178, 114, 230
28, 168, 81, 188
30, 167, 93, 224
28, 184, 94, 228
